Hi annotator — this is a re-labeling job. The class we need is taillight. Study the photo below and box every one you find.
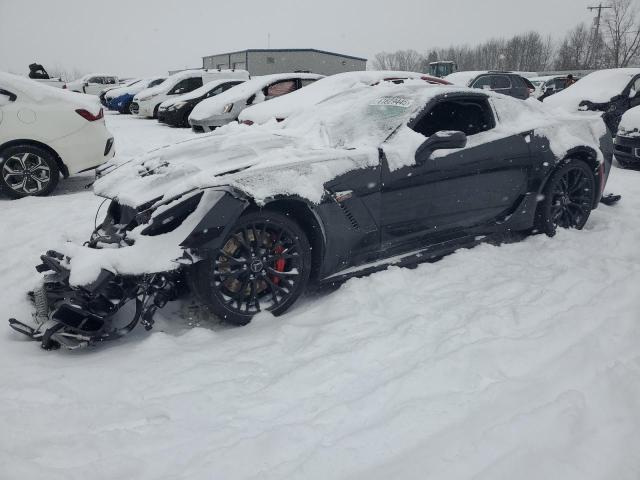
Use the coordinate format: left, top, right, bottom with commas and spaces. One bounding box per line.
75, 108, 104, 121
241, 119, 254, 126
62, 84, 67, 89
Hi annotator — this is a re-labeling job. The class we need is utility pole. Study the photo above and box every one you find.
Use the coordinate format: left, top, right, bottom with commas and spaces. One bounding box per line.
586, 3, 612, 68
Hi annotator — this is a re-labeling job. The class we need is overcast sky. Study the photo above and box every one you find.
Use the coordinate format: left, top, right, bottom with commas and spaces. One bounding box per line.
1, 0, 596, 78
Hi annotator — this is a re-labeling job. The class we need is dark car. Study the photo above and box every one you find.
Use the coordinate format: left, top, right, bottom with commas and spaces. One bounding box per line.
8, 84, 612, 350
545, 68, 640, 134
157, 79, 245, 127
613, 106, 640, 168
467, 72, 534, 99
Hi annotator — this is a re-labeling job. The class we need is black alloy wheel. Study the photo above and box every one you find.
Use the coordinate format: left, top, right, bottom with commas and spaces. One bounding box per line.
535, 159, 596, 235
0, 145, 59, 198
191, 211, 311, 325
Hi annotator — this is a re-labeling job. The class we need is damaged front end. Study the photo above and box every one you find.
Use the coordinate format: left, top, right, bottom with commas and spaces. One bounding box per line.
7, 188, 231, 350
8, 251, 183, 350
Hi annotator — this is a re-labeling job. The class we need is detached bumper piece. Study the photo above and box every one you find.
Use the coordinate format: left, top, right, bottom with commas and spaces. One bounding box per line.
8, 250, 181, 350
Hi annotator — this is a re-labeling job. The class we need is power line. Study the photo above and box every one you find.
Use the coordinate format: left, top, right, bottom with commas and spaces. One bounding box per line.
586, 3, 613, 67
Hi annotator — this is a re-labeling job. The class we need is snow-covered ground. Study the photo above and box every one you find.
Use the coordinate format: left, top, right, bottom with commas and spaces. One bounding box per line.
1, 112, 640, 480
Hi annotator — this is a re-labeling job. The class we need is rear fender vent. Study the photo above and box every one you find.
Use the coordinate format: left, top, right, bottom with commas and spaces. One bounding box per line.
338, 202, 359, 230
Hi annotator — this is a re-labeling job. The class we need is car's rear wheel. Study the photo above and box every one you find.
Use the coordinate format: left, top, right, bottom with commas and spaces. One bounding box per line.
190, 211, 312, 325
535, 159, 596, 236
0, 145, 59, 198
152, 104, 160, 119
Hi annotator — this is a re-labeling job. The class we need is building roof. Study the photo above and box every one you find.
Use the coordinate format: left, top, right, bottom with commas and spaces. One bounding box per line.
203, 48, 367, 62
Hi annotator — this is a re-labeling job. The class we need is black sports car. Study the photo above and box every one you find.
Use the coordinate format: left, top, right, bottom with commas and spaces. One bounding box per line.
8, 83, 613, 349
157, 80, 245, 127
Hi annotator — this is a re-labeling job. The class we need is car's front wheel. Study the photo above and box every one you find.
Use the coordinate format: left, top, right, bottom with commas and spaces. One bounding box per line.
190, 211, 312, 325
0, 145, 59, 198
535, 159, 596, 235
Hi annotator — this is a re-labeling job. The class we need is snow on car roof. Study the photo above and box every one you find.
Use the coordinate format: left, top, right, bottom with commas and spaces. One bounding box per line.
545, 68, 640, 111
444, 71, 488, 86
0, 71, 101, 111
238, 70, 426, 124
189, 73, 325, 121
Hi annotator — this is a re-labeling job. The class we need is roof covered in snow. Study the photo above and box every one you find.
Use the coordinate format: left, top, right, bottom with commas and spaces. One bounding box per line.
238, 70, 426, 124
189, 73, 325, 121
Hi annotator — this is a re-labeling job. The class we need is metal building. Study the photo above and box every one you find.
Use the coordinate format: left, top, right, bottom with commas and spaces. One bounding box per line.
202, 49, 367, 76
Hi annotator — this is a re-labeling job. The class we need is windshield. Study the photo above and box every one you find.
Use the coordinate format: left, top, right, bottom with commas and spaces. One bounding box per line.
281, 83, 437, 148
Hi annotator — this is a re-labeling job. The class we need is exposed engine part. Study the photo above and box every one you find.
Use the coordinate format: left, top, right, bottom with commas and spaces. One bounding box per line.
8, 251, 182, 350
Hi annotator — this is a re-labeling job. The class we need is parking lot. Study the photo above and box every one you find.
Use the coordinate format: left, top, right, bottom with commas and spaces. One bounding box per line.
1, 112, 640, 478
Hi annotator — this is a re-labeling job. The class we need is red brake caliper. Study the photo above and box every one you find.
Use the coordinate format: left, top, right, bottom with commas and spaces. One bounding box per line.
273, 245, 285, 285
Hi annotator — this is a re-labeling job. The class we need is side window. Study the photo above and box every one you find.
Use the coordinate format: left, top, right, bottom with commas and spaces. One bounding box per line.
471, 76, 492, 90
411, 97, 495, 138
300, 79, 317, 87
187, 77, 203, 90
205, 85, 226, 98
491, 76, 511, 90
511, 76, 525, 88
168, 79, 191, 94
149, 78, 165, 87
105, 77, 117, 85
87, 76, 101, 84
630, 77, 640, 95
222, 81, 243, 92
264, 80, 296, 99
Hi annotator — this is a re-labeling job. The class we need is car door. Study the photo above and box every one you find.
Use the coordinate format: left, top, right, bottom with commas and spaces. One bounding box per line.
379, 93, 533, 253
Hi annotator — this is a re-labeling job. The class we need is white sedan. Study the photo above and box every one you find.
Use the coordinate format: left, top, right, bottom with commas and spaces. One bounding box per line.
0, 72, 114, 198
189, 73, 324, 132
64, 74, 120, 95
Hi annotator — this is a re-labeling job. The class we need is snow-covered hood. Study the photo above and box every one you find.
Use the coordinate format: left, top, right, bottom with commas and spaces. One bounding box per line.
545, 68, 640, 111
618, 105, 640, 136
93, 124, 377, 208
190, 73, 324, 121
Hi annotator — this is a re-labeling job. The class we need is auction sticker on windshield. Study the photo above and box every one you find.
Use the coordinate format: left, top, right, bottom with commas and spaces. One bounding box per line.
370, 96, 412, 108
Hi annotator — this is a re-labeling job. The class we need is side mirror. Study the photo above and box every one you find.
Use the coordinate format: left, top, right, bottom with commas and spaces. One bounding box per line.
415, 131, 467, 163
0, 89, 17, 102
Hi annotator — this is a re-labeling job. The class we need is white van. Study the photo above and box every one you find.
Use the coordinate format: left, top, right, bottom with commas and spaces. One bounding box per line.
131, 69, 250, 118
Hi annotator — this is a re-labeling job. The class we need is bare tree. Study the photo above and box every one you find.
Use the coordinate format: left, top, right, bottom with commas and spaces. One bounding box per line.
372, 49, 425, 72
555, 23, 592, 69
603, 0, 640, 67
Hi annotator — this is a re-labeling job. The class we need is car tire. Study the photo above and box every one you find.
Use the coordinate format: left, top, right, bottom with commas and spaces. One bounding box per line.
152, 104, 160, 119
0, 145, 60, 199
534, 159, 596, 236
617, 158, 629, 169
189, 210, 312, 326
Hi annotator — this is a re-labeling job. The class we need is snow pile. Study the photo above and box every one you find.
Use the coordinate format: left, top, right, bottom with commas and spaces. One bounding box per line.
545, 68, 640, 111
238, 70, 425, 124
0, 71, 100, 111
617, 105, 640, 136
189, 73, 324, 121
0, 112, 639, 479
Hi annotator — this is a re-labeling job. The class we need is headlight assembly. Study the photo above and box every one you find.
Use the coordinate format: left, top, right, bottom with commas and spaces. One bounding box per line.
223, 103, 234, 113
